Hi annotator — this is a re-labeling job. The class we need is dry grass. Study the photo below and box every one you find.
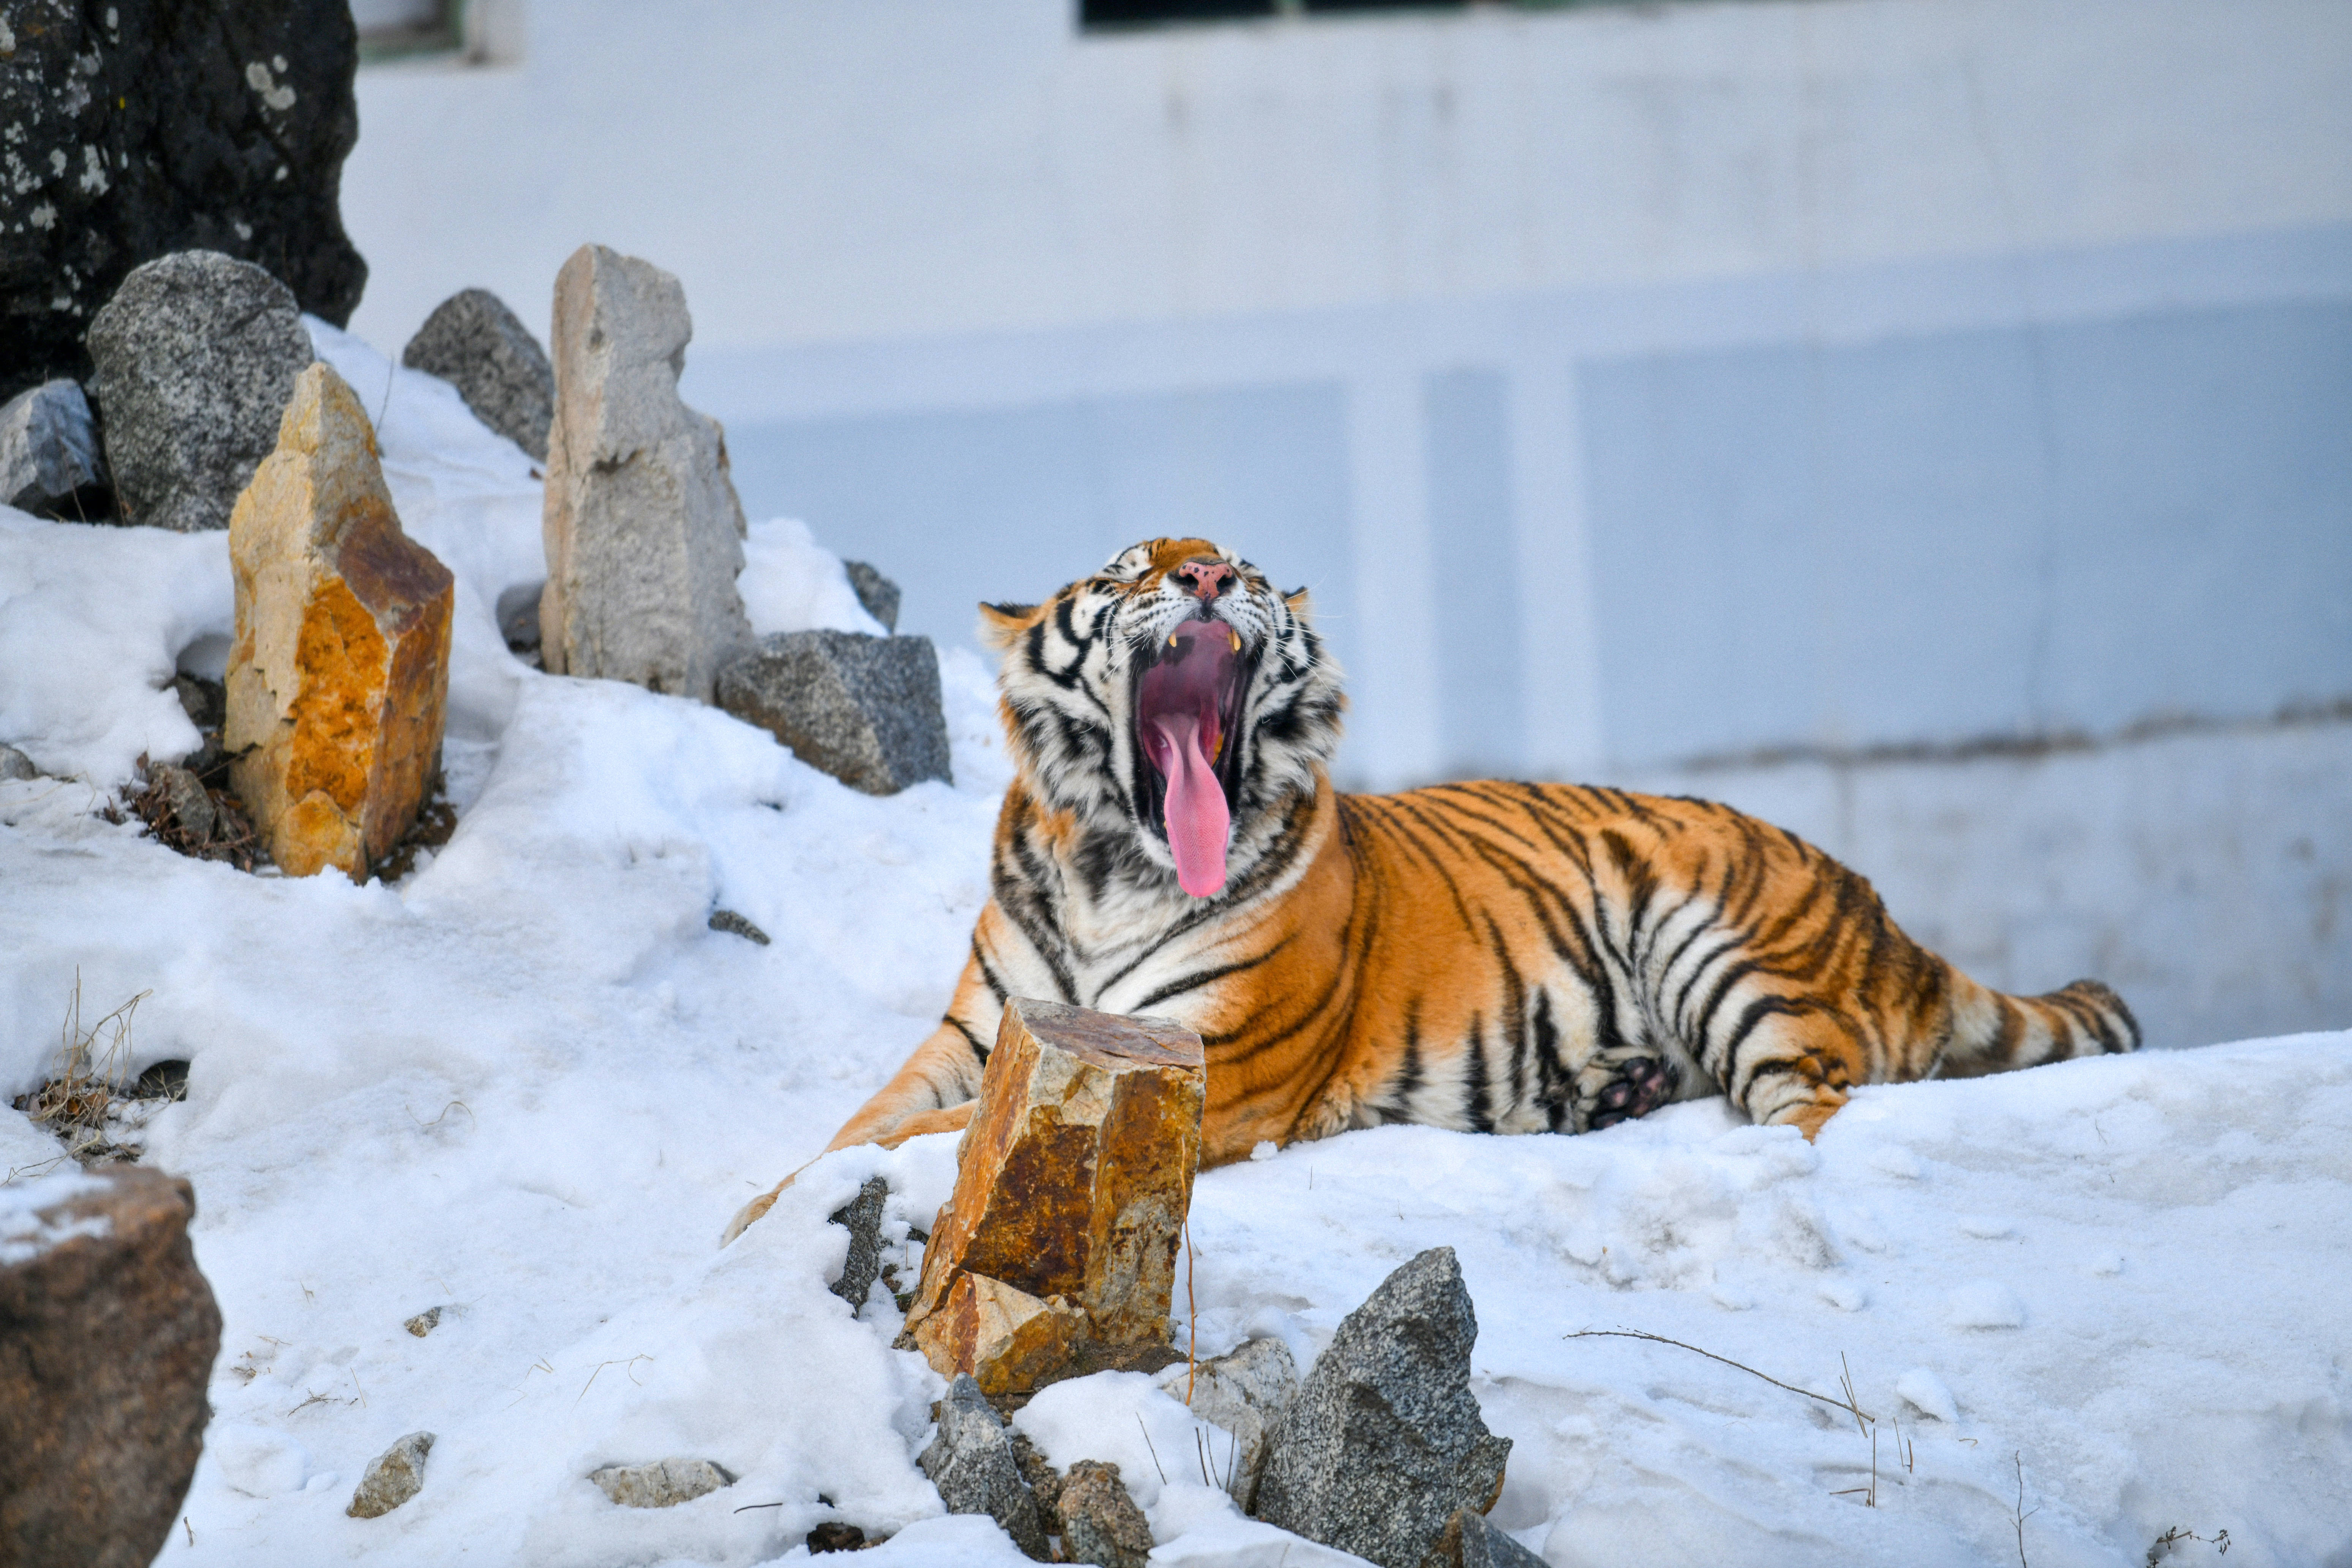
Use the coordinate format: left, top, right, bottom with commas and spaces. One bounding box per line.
9, 972, 159, 1170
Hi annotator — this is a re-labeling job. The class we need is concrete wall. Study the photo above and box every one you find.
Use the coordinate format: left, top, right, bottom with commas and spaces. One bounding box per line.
339, 0, 2352, 1045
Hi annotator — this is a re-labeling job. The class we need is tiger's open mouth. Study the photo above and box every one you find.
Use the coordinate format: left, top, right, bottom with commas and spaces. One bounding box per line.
1134, 617, 1251, 898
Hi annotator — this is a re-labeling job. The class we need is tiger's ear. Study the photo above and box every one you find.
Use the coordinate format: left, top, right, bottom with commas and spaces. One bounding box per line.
1284, 586, 1314, 619
977, 601, 1040, 650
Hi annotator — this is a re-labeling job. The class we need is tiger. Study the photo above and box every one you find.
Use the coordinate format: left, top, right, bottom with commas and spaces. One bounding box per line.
725, 536, 2137, 1240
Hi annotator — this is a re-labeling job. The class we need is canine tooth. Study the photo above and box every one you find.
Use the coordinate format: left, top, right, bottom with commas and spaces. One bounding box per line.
1168, 632, 1179, 648
1228, 628, 1241, 652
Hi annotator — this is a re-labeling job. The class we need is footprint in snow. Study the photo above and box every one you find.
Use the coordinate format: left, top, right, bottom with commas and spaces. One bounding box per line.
1948, 1279, 2027, 1329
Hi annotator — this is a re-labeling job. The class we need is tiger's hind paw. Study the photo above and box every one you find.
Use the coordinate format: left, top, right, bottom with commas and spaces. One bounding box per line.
1586, 1056, 1679, 1131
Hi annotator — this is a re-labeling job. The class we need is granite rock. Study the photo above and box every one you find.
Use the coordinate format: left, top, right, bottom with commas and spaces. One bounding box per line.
1437, 1506, 1549, 1568
85, 251, 314, 533
0, 744, 36, 781
589, 1457, 737, 1509
225, 362, 454, 880
0, 0, 365, 403
0, 1166, 222, 1568
1058, 1460, 1152, 1568
1253, 1248, 1512, 1568
917, 1374, 1048, 1560
828, 1174, 888, 1309
0, 381, 106, 518
1160, 1335, 1299, 1510
347, 1431, 433, 1519
401, 288, 555, 462
904, 999, 1204, 1395
539, 244, 752, 702
717, 630, 950, 796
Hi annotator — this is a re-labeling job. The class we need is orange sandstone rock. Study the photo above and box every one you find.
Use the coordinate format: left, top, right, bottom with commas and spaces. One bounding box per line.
905, 999, 1205, 1394
226, 364, 454, 882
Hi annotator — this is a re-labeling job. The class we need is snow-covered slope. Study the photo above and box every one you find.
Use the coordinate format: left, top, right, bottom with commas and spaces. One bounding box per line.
0, 330, 2346, 1568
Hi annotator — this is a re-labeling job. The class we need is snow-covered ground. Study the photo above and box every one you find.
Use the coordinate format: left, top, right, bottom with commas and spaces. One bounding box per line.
2, 328, 2348, 1568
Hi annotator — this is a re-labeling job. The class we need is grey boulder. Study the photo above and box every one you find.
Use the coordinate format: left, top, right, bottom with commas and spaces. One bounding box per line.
347, 1431, 434, 1519
917, 1374, 1048, 1561
1162, 1335, 1299, 1510
842, 559, 901, 632
588, 1457, 736, 1508
539, 244, 753, 703
718, 631, 951, 797
0, 381, 105, 518
85, 252, 313, 533
1253, 1247, 1512, 1568
401, 289, 555, 462
0, 744, 36, 781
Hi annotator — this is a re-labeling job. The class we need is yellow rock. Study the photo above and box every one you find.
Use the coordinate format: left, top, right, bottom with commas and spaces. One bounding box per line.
905, 999, 1205, 1394
226, 364, 454, 882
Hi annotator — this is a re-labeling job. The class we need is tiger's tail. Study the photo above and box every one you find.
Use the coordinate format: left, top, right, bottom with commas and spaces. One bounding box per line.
1935, 969, 2142, 1079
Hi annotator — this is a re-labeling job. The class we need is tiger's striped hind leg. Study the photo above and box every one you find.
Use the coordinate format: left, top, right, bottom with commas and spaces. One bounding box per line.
1717, 1002, 1864, 1141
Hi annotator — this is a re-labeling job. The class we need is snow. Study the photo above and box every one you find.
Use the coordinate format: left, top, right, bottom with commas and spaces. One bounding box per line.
2, 326, 2349, 1567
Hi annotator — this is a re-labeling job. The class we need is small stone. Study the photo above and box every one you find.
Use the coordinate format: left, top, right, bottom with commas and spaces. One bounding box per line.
1253, 1248, 1512, 1568
842, 560, 901, 632
904, 999, 1204, 1395
917, 1373, 1048, 1561
1437, 1507, 1547, 1568
539, 244, 753, 702
0, 381, 105, 518
1057, 1460, 1152, 1568
85, 253, 316, 534
149, 763, 216, 846
1160, 1336, 1299, 1510
718, 630, 951, 797
828, 1174, 888, 1308
403, 1306, 444, 1338
496, 581, 545, 655
224, 363, 455, 881
708, 908, 770, 945
347, 1431, 434, 1519
0, 1166, 222, 1568
588, 1457, 737, 1509
401, 288, 556, 462
171, 675, 226, 733
0, 744, 36, 782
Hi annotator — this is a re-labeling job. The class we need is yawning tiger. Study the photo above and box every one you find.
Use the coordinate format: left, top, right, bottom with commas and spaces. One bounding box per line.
727, 537, 2136, 1238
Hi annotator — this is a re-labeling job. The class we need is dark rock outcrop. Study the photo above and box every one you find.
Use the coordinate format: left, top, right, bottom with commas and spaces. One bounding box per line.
85, 251, 314, 533
718, 631, 951, 796
0, 0, 366, 404
401, 289, 555, 462
1254, 1248, 1512, 1568
0, 1166, 223, 1568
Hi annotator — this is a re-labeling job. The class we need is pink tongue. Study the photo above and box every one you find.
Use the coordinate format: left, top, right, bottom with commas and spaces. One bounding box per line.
1152, 711, 1230, 898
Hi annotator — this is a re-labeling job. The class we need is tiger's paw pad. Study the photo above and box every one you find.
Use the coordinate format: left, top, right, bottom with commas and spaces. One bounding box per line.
1587, 1057, 1679, 1130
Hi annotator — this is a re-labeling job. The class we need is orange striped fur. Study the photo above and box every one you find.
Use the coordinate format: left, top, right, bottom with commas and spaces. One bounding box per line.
728, 537, 2136, 1236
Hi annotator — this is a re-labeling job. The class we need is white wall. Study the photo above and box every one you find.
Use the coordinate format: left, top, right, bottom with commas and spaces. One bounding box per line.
338, 0, 2352, 1046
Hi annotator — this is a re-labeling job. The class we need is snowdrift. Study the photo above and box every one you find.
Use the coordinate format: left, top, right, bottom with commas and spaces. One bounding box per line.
1, 324, 2346, 1568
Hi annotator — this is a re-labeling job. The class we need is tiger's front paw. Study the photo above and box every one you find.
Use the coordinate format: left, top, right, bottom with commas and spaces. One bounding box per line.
1587, 1056, 1679, 1131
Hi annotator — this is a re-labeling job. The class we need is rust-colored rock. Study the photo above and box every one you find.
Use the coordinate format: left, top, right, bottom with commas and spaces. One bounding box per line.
226, 363, 454, 881
904, 998, 1205, 1394
0, 1167, 223, 1568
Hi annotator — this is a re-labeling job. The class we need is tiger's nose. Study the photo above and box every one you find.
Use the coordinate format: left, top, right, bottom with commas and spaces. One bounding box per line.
1173, 559, 1232, 601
